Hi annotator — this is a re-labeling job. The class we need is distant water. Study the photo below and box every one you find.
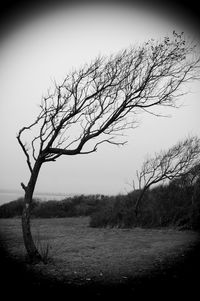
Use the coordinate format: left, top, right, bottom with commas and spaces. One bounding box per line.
0, 189, 72, 206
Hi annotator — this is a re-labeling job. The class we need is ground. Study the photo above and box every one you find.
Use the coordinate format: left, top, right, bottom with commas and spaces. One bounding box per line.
0, 217, 200, 299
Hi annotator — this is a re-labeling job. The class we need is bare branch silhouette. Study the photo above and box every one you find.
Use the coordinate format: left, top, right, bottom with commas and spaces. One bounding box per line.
17, 32, 200, 262
134, 136, 200, 216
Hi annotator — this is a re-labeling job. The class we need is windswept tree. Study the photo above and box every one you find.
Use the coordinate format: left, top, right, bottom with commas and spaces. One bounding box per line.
134, 136, 200, 217
17, 32, 200, 262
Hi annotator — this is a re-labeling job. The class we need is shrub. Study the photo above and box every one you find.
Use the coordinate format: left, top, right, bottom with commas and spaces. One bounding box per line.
0, 194, 105, 218
90, 194, 138, 228
32, 201, 66, 218
0, 198, 38, 218
90, 182, 200, 230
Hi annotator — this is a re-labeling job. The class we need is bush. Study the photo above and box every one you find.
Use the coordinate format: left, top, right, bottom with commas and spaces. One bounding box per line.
31, 201, 66, 218
0, 198, 38, 218
1, 185, 199, 231
0, 194, 105, 218
90, 194, 138, 228
0, 198, 24, 218
89, 182, 200, 230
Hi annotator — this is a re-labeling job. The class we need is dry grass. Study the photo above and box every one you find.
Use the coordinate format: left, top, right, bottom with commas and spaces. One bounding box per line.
0, 217, 199, 285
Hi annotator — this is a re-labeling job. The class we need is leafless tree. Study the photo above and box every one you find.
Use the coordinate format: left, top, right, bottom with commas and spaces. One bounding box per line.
172, 162, 200, 188
134, 136, 200, 217
17, 32, 200, 262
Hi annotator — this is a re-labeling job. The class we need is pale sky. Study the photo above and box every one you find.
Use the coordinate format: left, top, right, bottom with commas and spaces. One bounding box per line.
0, 1, 200, 196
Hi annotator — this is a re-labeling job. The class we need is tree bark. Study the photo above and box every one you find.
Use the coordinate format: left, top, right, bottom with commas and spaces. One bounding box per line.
134, 187, 149, 220
21, 159, 43, 262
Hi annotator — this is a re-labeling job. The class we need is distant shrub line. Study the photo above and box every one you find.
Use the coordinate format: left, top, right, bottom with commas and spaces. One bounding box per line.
90, 183, 200, 230
0, 179, 200, 230
0, 194, 104, 219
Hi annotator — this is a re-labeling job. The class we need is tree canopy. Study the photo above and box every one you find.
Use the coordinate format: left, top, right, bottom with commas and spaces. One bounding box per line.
17, 32, 200, 172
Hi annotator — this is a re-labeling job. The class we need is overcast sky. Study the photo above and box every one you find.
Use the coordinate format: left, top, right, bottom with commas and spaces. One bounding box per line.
0, 0, 200, 196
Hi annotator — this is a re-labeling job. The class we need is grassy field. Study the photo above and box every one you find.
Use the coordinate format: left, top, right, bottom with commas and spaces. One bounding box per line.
0, 216, 199, 287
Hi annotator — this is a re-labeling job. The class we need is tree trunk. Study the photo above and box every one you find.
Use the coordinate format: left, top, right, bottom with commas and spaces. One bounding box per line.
21, 159, 43, 263
134, 187, 149, 223
135, 189, 145, 217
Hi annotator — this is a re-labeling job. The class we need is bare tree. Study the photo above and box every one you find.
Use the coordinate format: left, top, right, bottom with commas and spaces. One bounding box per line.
17, 32, 200, 262
172, 162, 200, 188
134, 136, 200, 217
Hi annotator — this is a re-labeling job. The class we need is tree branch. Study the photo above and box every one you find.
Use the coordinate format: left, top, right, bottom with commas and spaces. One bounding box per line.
17, 132, 33, 173
17, 32, 200, 169
133, 135, 200, 215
